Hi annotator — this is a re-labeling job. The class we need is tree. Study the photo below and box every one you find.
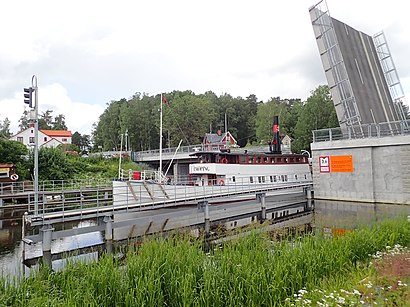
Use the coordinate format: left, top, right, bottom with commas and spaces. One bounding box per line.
53, 114, 67, 130
38, 110, 54, 130
0, 139, 30, 180
18, 109, 31, 131
36, 147, 75, 180
72, 131, 91, 153
292, 85, 339, 152
0, 117, 11, 138
163, 93, 215, 146
255, 97, 293, 145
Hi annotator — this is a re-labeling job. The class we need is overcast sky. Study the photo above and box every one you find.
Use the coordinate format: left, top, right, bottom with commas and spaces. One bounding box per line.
1, 0, 409, 135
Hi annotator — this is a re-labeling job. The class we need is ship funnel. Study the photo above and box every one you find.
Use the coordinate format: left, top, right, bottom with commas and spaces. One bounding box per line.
270, 116, 281, 154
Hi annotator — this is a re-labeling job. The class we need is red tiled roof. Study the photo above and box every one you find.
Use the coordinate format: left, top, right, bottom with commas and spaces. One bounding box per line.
40, 130, 72, 137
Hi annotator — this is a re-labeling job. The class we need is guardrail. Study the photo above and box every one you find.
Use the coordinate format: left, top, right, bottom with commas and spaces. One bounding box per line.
0, 178, 113, 196
131, 144, 204, 160
26, 176, 312, 224
313, 119, 410, 142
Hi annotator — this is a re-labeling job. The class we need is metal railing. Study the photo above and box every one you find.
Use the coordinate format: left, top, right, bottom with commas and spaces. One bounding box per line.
313, 120, 410, 142
26, 175, 312, 223
0, 178, 113, 196
132, 144, 204, 160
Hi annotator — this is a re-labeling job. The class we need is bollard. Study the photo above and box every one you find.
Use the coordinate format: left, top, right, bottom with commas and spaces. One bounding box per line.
43, 250, 52, 268
257, 193, 266, 222
104, 215, 113, 241
202, 201, 210, 236
199, 200, 211, 252
41, 224, 54, 253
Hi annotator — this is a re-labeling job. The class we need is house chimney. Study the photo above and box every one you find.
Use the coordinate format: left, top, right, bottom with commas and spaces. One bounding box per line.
29, 122, 35, 128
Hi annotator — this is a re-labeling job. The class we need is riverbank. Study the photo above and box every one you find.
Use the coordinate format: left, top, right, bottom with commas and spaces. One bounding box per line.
1, 216, 409, 306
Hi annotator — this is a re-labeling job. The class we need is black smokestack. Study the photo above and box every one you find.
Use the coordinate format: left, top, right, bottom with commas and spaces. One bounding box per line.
270, 116, 281, 154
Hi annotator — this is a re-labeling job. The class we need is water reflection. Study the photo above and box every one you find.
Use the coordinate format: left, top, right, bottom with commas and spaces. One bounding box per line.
1, 219, 103, 278
314, 200, 410, 229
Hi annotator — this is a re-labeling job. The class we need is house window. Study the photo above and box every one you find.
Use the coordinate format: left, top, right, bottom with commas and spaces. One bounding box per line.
17, 137, 23, 143
62, 138, 67, 142
29, 137, 35, 144
44, 137, 47, 142
31, 130, 33, 133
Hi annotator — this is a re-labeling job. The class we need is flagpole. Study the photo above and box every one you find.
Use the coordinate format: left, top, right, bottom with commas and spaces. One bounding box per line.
159, 93, 163, 179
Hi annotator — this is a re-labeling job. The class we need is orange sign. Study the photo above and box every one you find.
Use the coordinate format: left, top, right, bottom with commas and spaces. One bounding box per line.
330, 155, 353, 172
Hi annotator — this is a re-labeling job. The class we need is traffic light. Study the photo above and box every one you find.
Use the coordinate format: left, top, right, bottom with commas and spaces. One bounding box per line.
24, 87, 34, 108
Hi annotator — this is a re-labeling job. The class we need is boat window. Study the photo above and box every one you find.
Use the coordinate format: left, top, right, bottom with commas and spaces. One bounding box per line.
304, 174, 307, 179
295, 174, 298, 180
262, 176, 265, 183
250, 176, 253, 183
232, 176, 236, 182
239, 156, 247, 163
270, 176, 273, 182
264, 157, 269, 163
273, 175, 277, 182
258, 176, 262, 183
290, 157, 294, 163
281, 175, 285, 182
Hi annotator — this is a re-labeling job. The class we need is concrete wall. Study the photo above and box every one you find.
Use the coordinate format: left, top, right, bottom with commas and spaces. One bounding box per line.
311, 135, 410, 205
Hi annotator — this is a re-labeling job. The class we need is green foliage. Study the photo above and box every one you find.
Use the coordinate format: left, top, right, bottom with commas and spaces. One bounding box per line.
71, 131, 91, 154
1, 216, 409, 306
0, 117, 11, 138
292, 85, 339, 152
0, 139, 28, 164
91, 87, 337, 154
0, 139, 30, 180
92, 91, 261, 151
19, 109, 68, 131
36, 147, 76, 181
255, 97, 301, 145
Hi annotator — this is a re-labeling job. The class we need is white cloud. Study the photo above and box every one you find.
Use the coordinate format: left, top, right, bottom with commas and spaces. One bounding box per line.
0, 83, 104, 135
0, 0, 409, 136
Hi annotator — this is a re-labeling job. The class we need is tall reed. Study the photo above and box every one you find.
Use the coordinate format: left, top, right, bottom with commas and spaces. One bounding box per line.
0, 216, 409, 306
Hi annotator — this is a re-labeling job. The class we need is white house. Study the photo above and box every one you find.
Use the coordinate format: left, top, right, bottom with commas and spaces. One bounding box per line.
10, 127, 72, 148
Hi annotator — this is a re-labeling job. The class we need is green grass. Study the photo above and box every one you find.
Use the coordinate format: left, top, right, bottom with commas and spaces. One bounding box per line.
1, 216, 409, 306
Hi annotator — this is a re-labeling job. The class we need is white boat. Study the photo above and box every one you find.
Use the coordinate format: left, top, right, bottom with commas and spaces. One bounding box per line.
189, 150, 312, 187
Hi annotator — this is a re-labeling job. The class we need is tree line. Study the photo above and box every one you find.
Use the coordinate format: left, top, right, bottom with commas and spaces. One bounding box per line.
92, 85, 339, 154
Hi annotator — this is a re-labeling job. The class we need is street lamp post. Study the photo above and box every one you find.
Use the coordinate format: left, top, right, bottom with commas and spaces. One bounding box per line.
24, 75, 39, 215
33, 76, 39, 216
301, 150, 311, 159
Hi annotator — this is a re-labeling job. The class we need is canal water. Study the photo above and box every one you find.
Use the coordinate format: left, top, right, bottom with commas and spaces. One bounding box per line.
1, 200, 409, 279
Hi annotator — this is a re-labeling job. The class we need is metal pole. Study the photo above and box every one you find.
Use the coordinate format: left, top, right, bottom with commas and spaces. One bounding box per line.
118, 133, 123, 179
32, 75, 39, 216
159, 94, 163, 178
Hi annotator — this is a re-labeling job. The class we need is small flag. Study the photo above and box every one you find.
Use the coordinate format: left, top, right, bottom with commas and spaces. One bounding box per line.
162, 95, 170, 107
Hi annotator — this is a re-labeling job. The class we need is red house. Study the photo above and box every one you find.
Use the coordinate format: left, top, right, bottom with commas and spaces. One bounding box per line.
203, 130, 237, 151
